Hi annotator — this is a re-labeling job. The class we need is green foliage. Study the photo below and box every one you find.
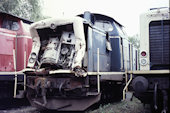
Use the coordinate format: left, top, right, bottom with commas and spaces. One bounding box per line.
0, 0, 44, 21
0, 0, 19, 13
87, 97, 149, 113
28, 0, 45, 21
128, 34, 140, 49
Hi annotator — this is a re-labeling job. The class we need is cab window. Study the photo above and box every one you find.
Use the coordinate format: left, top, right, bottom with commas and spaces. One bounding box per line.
94, 20, 113, 32
2, 19, 20, 31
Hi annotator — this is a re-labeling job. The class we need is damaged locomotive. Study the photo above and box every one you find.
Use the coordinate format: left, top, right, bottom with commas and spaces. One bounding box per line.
28, 16, 87, 77
25, 12, 138, 111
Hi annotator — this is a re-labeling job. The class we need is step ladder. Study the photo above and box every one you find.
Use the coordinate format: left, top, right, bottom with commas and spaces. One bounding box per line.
13, 50, 27, 98
123, 73, 133, 100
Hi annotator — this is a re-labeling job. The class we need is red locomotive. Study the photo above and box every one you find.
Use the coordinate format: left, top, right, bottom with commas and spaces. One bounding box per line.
0, 11, 32, 98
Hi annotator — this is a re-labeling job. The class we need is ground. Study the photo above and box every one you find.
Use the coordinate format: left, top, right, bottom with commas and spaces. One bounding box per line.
87, 97, 151, 113
0, 97, 151, 113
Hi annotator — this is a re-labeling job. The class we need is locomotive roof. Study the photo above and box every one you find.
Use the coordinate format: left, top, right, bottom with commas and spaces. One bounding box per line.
78, 13, 123, 27
140, 7, 169, 17
93, 13, 123, 27
30, 16, 85, 29
0, 11, 33, 24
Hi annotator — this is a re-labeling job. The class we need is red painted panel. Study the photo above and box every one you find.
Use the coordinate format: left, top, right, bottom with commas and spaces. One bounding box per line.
15, 37, 32, 71
25, 38, 33, 66
0, 28, 16, 35
0, 35, 14, 55
0, 55, 14, 71
0, 18, 32, 72
0, 29, 16, 71
16, 37, 25, 71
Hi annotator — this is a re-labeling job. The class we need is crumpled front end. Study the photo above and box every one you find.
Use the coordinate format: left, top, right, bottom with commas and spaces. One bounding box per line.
27, 17, 86, 71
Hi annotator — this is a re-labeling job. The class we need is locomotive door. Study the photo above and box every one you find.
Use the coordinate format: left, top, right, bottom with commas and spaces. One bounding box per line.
92, 29, 110, 72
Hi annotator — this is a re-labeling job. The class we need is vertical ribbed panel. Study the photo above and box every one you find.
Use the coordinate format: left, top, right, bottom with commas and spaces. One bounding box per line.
149, 20, 170, 69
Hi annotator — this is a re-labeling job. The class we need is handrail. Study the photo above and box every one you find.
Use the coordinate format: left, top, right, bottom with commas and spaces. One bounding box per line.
13, 49, 17, 98
97, 48, 100, 93
24, 51, 26, 91
125, 72, 128, 92
123, 73, 133, 100
128, 70, 170, 74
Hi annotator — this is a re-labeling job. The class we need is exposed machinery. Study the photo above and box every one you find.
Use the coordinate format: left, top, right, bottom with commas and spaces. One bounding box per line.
25, 12, 139, 111
132, 7, 170, 113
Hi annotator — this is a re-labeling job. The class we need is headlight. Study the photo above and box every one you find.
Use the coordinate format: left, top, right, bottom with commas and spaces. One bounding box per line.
29, 58, 35, 63
29, 52, 37, 63
50, 23, 56, 29
61, 47, 69, 55
31, 52, 37, 59
140, 58, 147, 65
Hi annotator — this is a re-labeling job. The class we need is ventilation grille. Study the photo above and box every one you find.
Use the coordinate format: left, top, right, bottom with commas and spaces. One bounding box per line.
149, 20, 170, 70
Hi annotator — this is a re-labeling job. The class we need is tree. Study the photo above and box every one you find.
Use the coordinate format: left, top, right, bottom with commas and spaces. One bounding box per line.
128, 34, 140, 49
27, 0, 45, 21
0, 0, 19, 13
0, 0, 44, 21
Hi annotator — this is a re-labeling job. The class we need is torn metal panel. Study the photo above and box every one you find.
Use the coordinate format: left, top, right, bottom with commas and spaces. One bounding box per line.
27, 17, 86, 70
